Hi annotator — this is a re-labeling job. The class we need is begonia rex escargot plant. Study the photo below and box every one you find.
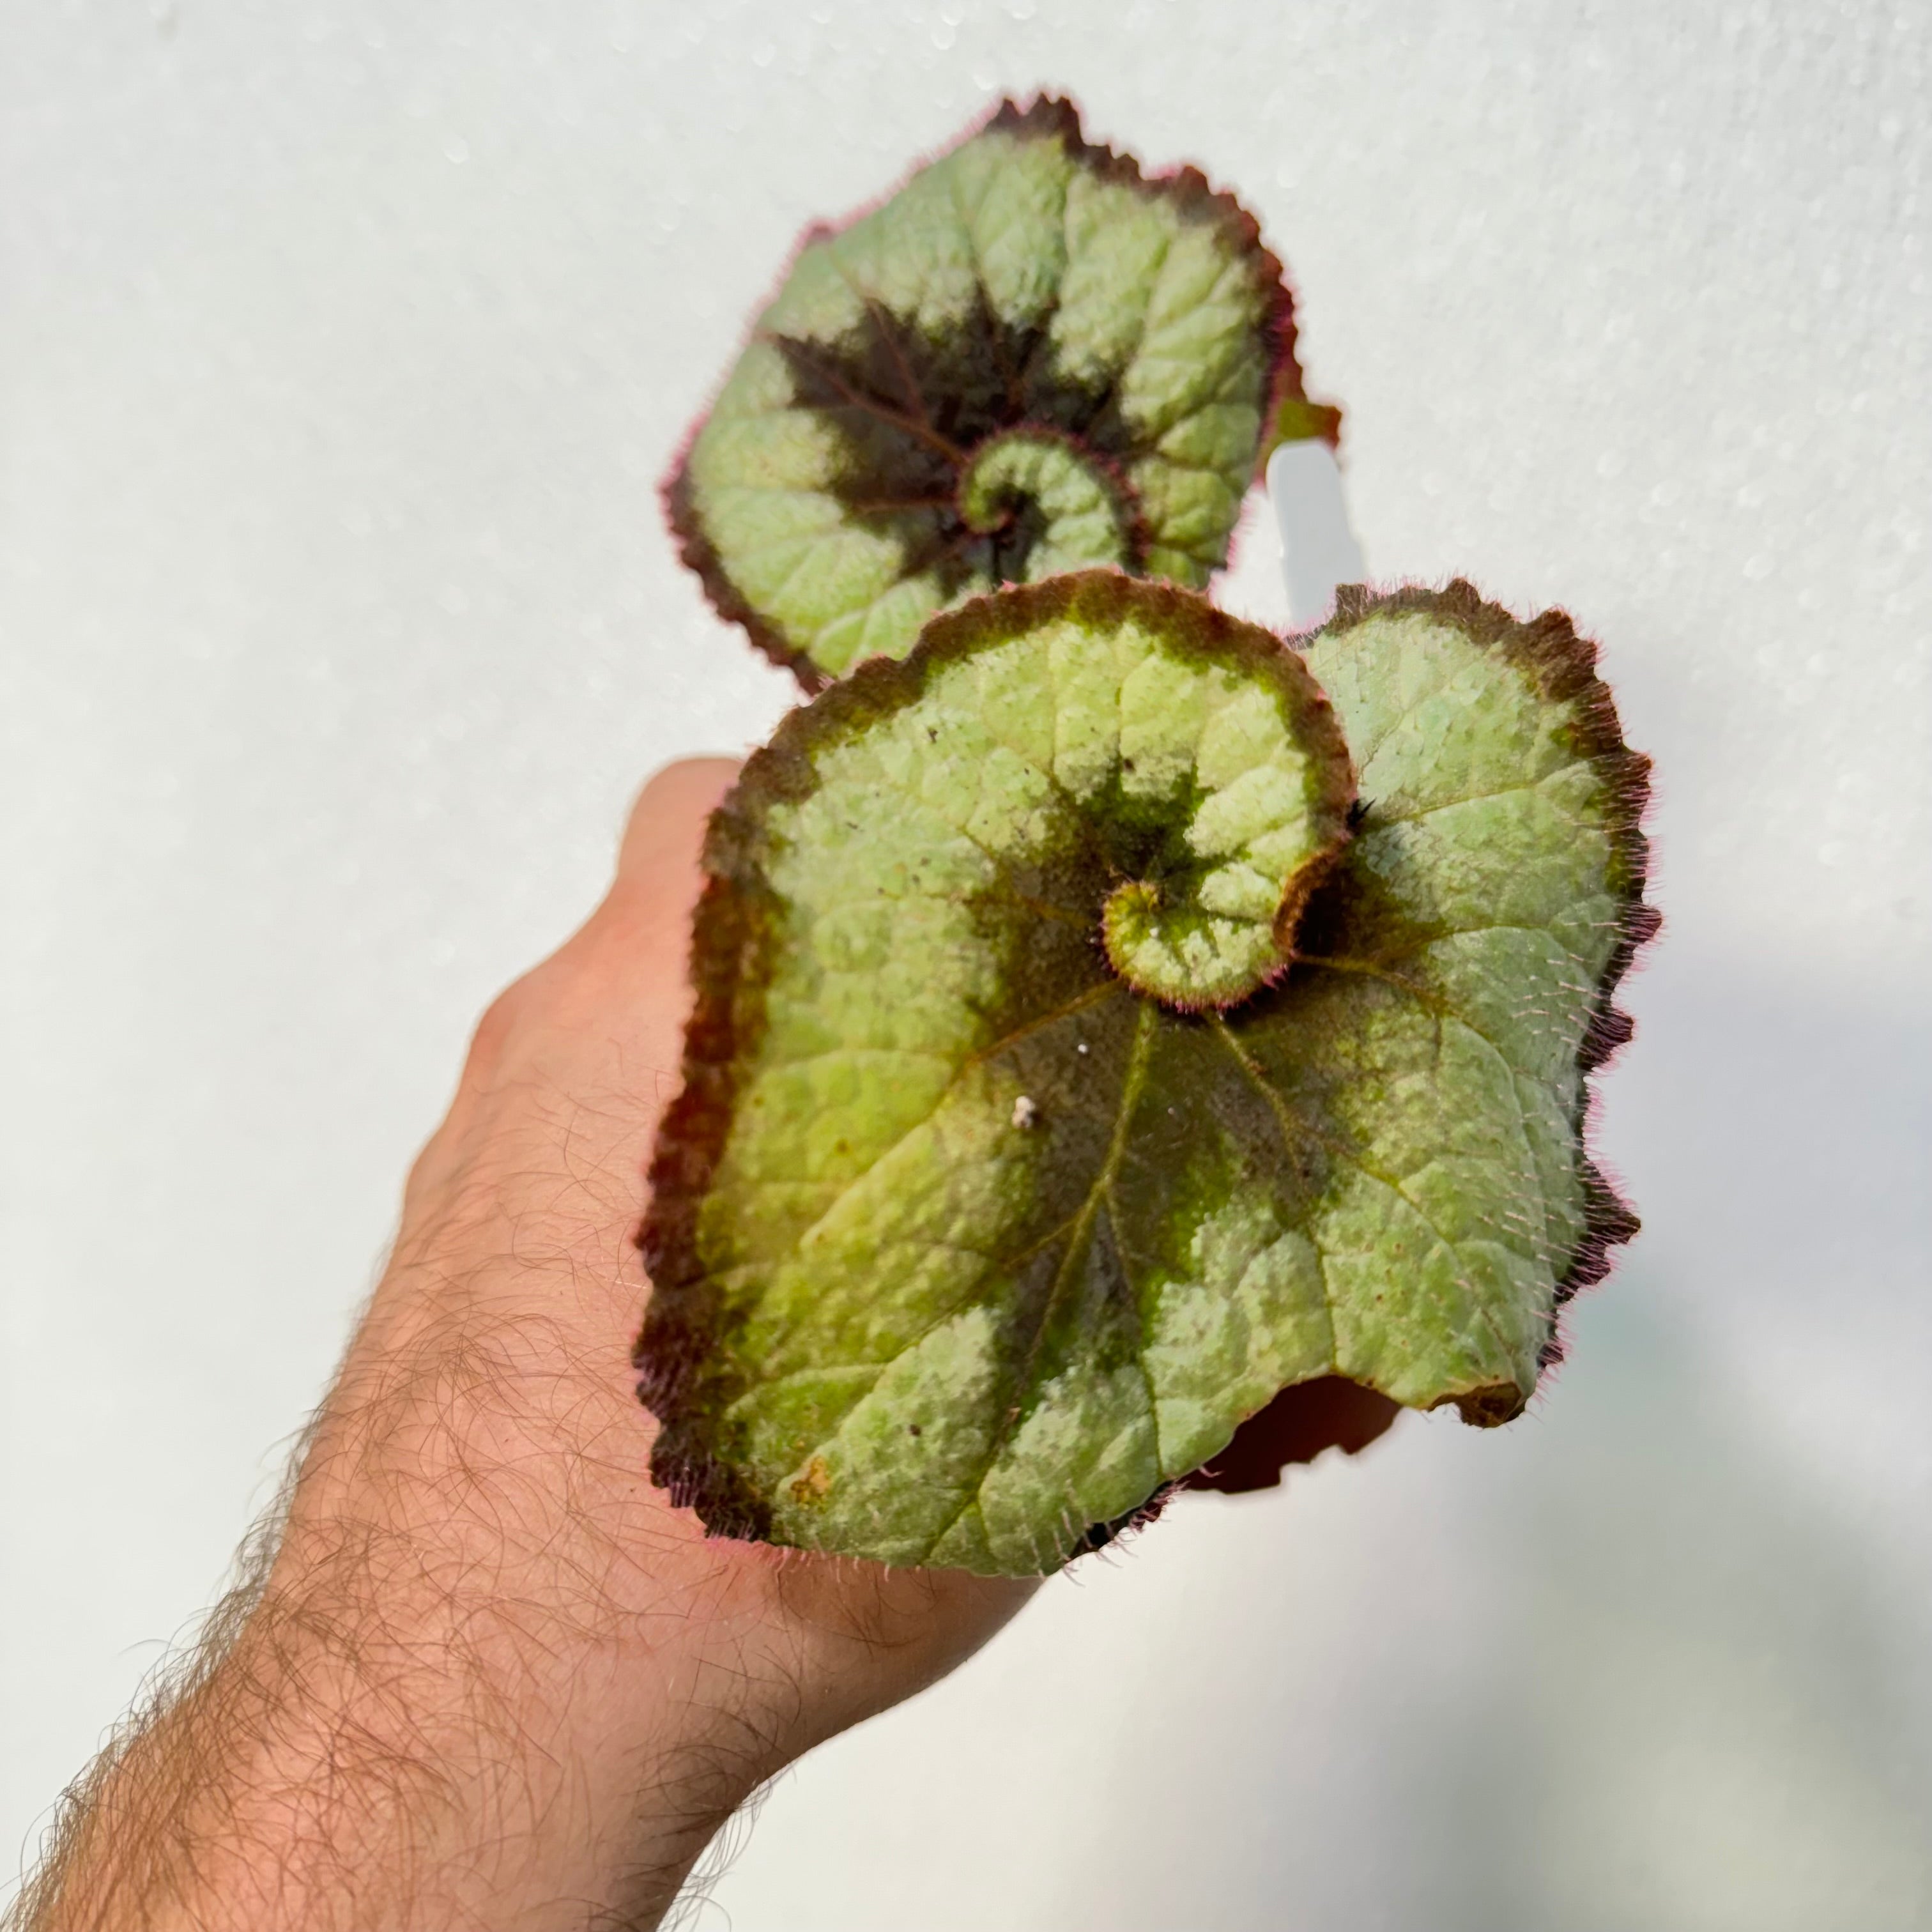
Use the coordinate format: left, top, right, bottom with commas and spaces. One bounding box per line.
636, 100, 1654, 1578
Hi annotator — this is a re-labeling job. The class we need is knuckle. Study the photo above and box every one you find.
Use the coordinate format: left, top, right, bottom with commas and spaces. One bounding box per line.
465, 977, 535, 1079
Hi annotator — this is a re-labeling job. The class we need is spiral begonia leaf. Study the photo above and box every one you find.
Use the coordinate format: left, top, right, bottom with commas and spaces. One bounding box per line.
667, 95, 1326, 687
636, 575, 1653, 1576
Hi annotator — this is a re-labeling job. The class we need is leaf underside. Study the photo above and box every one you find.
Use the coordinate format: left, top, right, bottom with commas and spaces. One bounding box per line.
637, 574, 1653, 1577
666, 94, 1325, 688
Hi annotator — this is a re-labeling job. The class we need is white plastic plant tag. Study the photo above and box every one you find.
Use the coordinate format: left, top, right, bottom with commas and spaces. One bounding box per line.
1268, 438, 1365, 627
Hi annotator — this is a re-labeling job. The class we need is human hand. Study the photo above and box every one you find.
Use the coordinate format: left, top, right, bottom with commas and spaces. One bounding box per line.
24, 760, 1034, 1932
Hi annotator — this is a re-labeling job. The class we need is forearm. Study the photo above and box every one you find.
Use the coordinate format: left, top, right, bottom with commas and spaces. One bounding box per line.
21, 1499, 776, 1932
19, 1276, 783, 1931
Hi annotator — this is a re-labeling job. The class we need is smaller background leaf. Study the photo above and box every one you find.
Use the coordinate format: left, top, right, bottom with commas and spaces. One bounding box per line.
667, 96, 1332, 686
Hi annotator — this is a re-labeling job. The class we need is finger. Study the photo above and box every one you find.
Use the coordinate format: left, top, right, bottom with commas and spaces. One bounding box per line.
461, 758, 737, 1089
615, 757, 740, 889
576, 756, 741, 969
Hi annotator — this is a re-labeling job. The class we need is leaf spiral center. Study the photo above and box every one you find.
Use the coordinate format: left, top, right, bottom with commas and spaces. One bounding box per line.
956, 429, 1140, 585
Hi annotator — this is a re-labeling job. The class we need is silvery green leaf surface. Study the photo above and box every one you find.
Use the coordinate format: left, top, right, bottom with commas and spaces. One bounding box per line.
636, 575, 1652, 1577
668, 96, 1327, 687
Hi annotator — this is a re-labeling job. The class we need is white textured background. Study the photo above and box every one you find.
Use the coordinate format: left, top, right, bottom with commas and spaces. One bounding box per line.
4, 4, 1929, 1926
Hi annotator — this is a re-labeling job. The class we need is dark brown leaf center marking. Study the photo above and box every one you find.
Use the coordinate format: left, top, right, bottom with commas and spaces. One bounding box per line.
769, 299, 1149, 595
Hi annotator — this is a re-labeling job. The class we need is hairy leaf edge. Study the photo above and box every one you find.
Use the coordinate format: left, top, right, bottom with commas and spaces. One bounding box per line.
1323, 578, 1658, 1395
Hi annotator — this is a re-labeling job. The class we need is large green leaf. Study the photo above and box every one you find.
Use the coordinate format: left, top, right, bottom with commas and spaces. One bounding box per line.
636, 575, 1653, 1576
667, 95, 1331, 687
